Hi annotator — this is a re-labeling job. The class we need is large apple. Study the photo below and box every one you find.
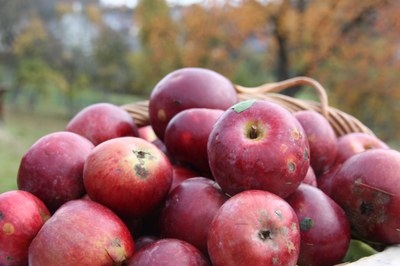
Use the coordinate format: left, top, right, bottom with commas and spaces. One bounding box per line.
17, 131, 94, 212
285, 184, 351, 266
207, 99, 310, 198
0, 190, 50, 266
29, 199, 134, 265
164, 108, 224, 175
294, 110, 337, 176
126, 238, 210, 266
66, 102, 139, 146
334, 132, 390, 165
207, 190, 300, 266
149, 67, 237, 140
159, 177, 229, 254
330, 149, 400, 244
83, 136, 172, 218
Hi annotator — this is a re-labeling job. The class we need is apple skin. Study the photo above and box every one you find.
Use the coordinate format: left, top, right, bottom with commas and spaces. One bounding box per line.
208, 100, 310, 198
149, 67, 237, 140
83, 137, 172, 219
66, 102, 139, 146
164, 108, 224, 175
207, 190, 300, 266
330, 149, 400, 244
126, 238, 210, 266
170, 164, 200, 193
285, 184, 351, 266
159, 177, 229, 254
28, 199, 134, 266
334, 132, 390, 165
0, 190, 50, 266
302, 166, 317, 187
17, 131, 95, 212
294, 110, 337, 176
138, 125, 158, 143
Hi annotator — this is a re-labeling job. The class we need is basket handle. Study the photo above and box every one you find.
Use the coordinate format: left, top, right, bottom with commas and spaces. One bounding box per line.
235, 76, 329, 118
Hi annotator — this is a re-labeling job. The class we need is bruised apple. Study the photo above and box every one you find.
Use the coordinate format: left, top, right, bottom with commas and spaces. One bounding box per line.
207, 190, 300, 266
83, 137, 172, 218
208, 100, 310, 198
330, 149, 400, 244
149, 67, 237, 140
17, 131, 94, 212
29, 199, 134, 265
164, 108, 223, 175
66, 102, 139, 146
0, 190, 50, 266
286, 184, 351, 266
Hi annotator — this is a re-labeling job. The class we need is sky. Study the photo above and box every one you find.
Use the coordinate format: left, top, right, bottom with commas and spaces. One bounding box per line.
100, 0, 204, 8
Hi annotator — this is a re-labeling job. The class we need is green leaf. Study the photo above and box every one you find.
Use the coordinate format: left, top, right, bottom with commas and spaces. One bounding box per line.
231, 100, 256, 113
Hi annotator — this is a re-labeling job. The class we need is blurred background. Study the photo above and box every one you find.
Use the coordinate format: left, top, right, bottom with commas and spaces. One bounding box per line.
0, 0, 399, 192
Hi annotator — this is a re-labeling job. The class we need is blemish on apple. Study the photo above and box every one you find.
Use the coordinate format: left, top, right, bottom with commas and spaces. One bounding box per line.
299, 217, 314, 231
275, 209, 283, 220
2, 222, 15, 235
272, 257, 279, 265
288, 161, 296, 173
0, 211, 3, 220
291, 128, 301, 141
157, 109, 167, 122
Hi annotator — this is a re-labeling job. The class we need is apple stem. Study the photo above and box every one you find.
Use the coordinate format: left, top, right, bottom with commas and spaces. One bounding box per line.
249, 125, 258, 139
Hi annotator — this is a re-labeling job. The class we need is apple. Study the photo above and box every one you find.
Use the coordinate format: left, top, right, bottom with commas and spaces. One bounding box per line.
164, 108, 224, 175
335, 132, 390, 165
138, 125, 158, 143
126, 238, 210, 266
330, 149, 400, 244
159, 177, 229, 254
207, 190, 300, 266
83, 136, 172, 219
285, 184, 351, 266
302, 166, 317, 187
29, 199, 134, 265
207, 99, 310, 198
66, 102, 139, 146
170, 164, 199, 193
0, 190, 50, 266
149, 67, 237, 140
17, 131, 94, 212
294, 110, 337, 176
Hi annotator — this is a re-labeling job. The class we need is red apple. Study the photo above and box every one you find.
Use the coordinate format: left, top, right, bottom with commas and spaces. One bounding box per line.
66, 102, 139, 146
17, 131, 94, 212
0, 190, 50, 266
207, 190, 300, 266
29, 199, 134, 265
149, 67, 237, 140
83, 137, 172, 218
160, 177, 229, 254
330, 149, 400, 244
335, 132, 390, 165
138, 125, 158, 143
164, 108, 224, 175
285, 184, 351, 266
302, 166, 317, 187
207, 99, 310, 198
126, 238, 210, 266
294, 110, 337, 176
170, 164, 200, 193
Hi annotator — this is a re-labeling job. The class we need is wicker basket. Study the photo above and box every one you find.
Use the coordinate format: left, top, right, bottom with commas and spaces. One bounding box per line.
121, 76, 374, 137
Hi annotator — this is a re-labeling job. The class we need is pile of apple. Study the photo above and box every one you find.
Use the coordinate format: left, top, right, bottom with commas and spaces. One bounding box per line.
1, 67, 399, 266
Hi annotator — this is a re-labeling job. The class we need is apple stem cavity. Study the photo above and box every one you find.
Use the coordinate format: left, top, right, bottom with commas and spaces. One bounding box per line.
258, 229, 272, 241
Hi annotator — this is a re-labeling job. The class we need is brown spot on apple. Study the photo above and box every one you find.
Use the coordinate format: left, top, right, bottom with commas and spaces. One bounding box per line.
280, 144, 288, 153
291, 128, 301, 140
288, 161, 296, 173
272, 257, 279, 265
0, 211, 3, 220
2, 222, 14, 235
134, 165, 149, 179
286, 240, 296, 253
157, 109, 167, 122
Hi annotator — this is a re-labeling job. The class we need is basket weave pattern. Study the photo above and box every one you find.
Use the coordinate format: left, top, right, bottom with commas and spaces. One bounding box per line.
121, 77, 373, 137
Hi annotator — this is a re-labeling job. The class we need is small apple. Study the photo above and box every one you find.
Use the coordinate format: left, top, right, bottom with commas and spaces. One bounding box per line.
29, 199, 134, 265
17, 131, 94, 212
160, 177, 229, 254
83, 137, 172, 218
207, 190, 300, 266
149, 67, 237, 140
164, 108, 224, 175
208, 99, 310, 198
0, 190, 50, 266
335, 132, 390, 165
294, 110, 337, 176
66, 102, 139, 146
285, 184, 351, 266
330, 149, 400, 244
126, 238, 210, 266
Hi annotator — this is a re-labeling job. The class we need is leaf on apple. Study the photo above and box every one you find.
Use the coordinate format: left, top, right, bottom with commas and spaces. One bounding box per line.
232, 100, 256, 113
